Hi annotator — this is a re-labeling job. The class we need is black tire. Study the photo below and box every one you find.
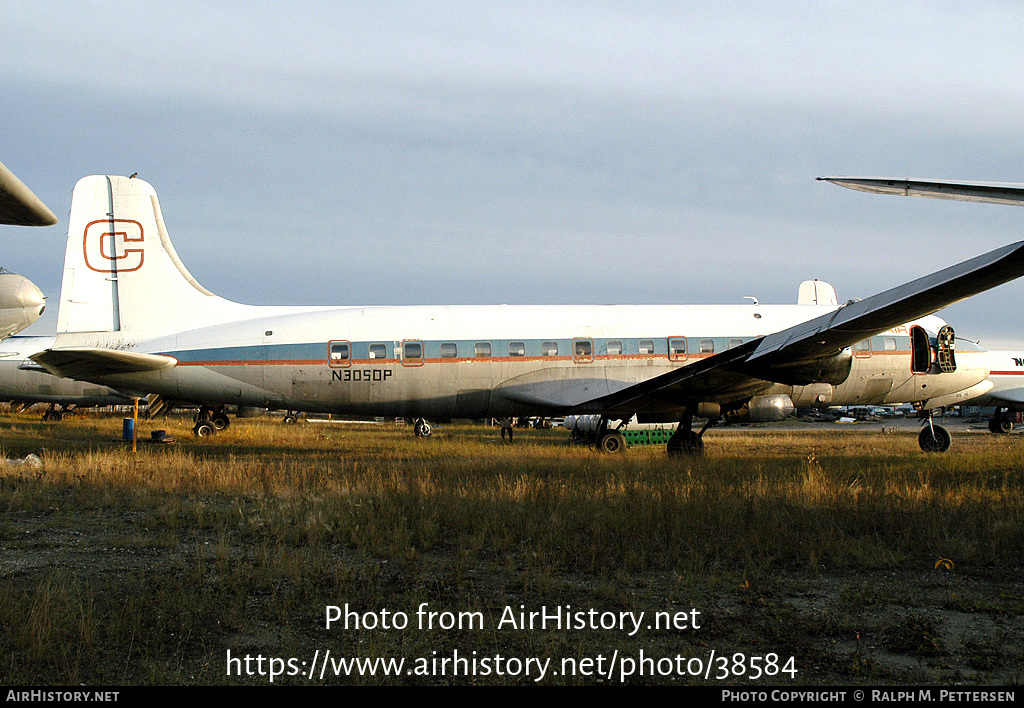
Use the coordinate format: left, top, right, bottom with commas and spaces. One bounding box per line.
597, 431, 626, 454
414, 419, 432, 438
919, 425, 951, 453
42, 411, 62, 422
193, 421, 216, 437
283, 414, 298, 424
667, 431, 704, 458
211, 413, 230, 430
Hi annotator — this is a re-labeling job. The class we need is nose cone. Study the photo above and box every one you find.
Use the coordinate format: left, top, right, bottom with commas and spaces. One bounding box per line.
18, 278, 45, 315
0, 272, 46, 337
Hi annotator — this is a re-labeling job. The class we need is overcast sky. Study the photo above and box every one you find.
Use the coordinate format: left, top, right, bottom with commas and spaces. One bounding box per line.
4, 1, 1024, 347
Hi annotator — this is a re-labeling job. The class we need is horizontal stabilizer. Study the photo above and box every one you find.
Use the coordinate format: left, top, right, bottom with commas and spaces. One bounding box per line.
819, 177, 1024, 206
30, 348, 176, 379
749, 240, 1024, 364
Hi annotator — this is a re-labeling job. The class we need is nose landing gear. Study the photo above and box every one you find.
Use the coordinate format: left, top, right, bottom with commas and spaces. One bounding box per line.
918, 412, 951, 453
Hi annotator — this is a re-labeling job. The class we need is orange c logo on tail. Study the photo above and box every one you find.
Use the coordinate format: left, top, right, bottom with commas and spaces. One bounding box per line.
83, 219, 145, 273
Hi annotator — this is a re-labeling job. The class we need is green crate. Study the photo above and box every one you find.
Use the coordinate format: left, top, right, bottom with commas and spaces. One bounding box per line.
622, 428, 675, 445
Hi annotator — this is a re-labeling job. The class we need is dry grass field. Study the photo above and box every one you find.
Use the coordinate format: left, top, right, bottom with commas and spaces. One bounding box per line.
1, 410, 1022, 685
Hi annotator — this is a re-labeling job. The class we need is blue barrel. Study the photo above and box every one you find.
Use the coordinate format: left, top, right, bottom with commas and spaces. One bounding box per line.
122, 418, 135, 441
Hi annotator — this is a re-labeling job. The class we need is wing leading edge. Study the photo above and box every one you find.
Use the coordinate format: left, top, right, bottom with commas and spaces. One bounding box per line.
818, 177, 1024, 206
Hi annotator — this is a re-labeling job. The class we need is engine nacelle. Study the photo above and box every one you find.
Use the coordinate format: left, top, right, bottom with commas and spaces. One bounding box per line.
725, 394, 796, 423
563, 414, 601, 433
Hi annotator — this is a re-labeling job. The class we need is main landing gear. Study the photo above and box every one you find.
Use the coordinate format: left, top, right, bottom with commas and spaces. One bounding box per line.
570, 416, 627, 453
413, 418, 432, 438
42, 404, 72, 422
580, 409, 716, 457
666, 405, 718, 458
988, 407, 1014, 434
593, 418, 626, 453
192, 405, 231, 437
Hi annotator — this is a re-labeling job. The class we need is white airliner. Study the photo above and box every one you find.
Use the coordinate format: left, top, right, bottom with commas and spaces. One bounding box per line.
0, 160, 51, 338
26, 175, 1024, 455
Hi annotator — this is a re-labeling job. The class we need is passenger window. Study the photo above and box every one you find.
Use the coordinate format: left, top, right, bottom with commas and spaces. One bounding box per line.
440, 342, 458, 358
668, 338, 687, 361
699, 339, 714, 354
574, 339, 593, 363
639, 340, 654, 355
329, 341, 351, 368
542, 341, 558, 356
475, 342, 491, 358
403, 341, 422, 359
855, 339, 872, 358
509, 341, 525, 357
369, 343, 387, 359
329, 342, 349, 361
884, 337, 897, 351
606, 340, 622, 356
729, 338, 743, 349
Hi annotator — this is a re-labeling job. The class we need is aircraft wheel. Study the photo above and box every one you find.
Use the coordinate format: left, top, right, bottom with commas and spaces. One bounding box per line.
282, 413, 298, 424
211, 413, 230, 430
193, 421, 216, 438
667, 431, 704, 458
918, 425, 951, 453
597, 431, 626, 454
413, 419, 432, 438
42, 411, 62, 422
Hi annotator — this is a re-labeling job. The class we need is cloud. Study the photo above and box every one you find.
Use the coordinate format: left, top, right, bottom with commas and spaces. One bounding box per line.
4, 2, 1024, 344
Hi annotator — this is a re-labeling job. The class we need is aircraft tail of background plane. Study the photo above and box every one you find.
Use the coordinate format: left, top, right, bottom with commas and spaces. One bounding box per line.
56, 175, 301, 341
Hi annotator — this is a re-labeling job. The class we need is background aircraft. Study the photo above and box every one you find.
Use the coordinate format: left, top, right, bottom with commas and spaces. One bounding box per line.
961, 350, 1024, 434
28, 175, 1024, 455
0, 160, 52, 339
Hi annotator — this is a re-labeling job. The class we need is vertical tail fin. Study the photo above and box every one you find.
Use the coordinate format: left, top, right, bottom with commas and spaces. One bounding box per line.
57, 175, 258, 339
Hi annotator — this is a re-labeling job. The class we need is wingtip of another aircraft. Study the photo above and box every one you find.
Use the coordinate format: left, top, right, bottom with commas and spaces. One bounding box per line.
0, 160, 58, 227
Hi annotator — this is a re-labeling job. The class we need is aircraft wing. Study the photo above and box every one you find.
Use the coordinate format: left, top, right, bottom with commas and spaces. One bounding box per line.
587, 240, 1024, 415
989, 388, 1024, 405
582, 339, 767, 415
818, 177, 1024, 206
747, 240, 1024, 364
30, 348, 176, 379
0, 160, 58, 226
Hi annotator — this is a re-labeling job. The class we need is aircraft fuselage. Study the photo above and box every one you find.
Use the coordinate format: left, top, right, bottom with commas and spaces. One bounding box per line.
61, 304, 989, 419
